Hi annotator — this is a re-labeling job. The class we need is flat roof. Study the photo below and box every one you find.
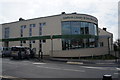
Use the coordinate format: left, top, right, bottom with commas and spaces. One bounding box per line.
2, 13, 98, 25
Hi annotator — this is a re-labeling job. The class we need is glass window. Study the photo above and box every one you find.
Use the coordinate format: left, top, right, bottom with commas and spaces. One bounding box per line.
71, 22, 80, 34
4, 27, 9, 38
89, 38, 95, 48
40, 22, 46, 27
61, 21, 98, 50
29, 28, 32, 36
39, 23, 43, 35
89, 23, 94, 35
80, 22, 86, 27
80, 27, 84, 34
94, 24, 97, 35
80, 22, 89, 35
20, 25, 26, 37
30, 24, 35, 27
32, 40, 35, 43
85, 27, 89, 34
43, 39, 46, 43
62, 22, 71, 35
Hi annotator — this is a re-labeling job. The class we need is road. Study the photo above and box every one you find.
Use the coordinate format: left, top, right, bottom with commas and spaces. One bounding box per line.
1, 58, 120, 79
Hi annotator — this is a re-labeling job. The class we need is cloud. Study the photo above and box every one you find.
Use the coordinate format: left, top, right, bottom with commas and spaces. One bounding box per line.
0, 0, 119, 41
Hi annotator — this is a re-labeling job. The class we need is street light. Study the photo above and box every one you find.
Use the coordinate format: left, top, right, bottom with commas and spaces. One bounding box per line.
50, 35, 53, 57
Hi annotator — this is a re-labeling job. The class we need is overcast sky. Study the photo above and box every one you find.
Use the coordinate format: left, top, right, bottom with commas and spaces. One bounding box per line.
0, 0, 119, 41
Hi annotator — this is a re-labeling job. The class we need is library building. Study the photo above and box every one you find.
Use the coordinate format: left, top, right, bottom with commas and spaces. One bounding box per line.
2, 12, 113, 58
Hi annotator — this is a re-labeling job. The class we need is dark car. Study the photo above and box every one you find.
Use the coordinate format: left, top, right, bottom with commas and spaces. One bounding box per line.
2, 47, 11, 57
11, 46, 34, 60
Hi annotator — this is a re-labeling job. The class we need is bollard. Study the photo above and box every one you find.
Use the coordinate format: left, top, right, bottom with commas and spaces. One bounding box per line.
102, 75, 112, 80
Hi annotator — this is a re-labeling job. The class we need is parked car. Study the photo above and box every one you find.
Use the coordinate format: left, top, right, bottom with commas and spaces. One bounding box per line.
11, 46, 34, 60
0, 47, 3, 57
2, 47, 12, 57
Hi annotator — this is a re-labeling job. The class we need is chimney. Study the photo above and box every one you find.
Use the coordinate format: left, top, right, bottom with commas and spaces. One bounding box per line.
103, 28, 107, 31
61, 12, 66, 14
19, 18, 25, 21
72, 12, 77, 14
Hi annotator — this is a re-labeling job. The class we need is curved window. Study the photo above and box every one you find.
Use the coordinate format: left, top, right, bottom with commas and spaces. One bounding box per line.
62, 22, 71, 34
62, 21, 98, 50
71, 22, 80, 34
62, 21, 97, 35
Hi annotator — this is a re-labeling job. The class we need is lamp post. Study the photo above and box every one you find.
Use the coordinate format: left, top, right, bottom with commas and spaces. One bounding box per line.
108, 37, 110, 55
51, 35, 53, 57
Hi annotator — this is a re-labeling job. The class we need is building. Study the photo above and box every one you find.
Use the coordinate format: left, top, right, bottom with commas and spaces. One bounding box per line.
1, 12, 113, 58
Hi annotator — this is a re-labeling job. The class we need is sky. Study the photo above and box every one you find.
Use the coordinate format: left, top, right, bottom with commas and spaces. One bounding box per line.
0, 0, 119, 41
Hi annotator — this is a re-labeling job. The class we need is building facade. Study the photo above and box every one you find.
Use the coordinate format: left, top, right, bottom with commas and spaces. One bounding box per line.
1, 13, 113, 57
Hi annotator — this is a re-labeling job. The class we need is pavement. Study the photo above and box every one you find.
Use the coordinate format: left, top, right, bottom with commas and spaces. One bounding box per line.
1, 57, 120, 66
49, 58, 120, 66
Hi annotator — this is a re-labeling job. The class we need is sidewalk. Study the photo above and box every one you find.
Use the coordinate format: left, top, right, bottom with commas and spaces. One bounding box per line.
49, 58, 120, 65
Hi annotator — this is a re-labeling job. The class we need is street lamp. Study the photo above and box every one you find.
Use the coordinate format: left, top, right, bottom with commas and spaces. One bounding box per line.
50, 35, 53, 57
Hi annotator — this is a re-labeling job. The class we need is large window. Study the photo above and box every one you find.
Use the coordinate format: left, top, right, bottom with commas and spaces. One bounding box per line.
62, 21, 98, 50
71, 22, 80, 34
62, 21, 97, 35
20, 25, 26, 37
20, 25, 26, 46
4, 27, 9, 39
62, 22, 71, 34
29, 24, 35, 48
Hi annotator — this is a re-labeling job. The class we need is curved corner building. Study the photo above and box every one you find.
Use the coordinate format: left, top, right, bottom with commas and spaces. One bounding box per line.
2, 13, 113, 58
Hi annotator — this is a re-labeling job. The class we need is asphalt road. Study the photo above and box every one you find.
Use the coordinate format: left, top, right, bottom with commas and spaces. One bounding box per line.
1, 58, 120, 79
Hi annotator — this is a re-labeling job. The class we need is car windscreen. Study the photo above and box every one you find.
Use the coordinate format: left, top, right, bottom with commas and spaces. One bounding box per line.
11, 47, 25, 51
3, 47, 11, 51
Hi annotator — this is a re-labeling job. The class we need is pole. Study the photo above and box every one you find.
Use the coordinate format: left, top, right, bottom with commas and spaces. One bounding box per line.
108, 37, 110, 55
38, 40, 41, 61
51, 35, 53, 57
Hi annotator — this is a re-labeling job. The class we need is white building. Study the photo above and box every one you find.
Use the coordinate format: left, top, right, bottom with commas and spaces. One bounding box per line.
1, 13, 113, 58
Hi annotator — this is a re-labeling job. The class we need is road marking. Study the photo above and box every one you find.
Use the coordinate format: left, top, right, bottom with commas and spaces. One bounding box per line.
3, 62, 17, 65
116, 68, 120, 70
0, 75, 17, 78
33, 62, 46, 65
37, 66, 85, 72
96, 63, 115, 64
67, 62, 83, 64
0, 75, 27, 80
84, 67, 105, 70
80, 66, 120, 71
80, 66, 106, 70
114, 73, 119, 75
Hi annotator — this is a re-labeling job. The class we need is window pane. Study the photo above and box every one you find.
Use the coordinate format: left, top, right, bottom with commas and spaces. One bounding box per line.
71, 22, 80, 34
4, 27, 9, 38
62, 22, 71, 34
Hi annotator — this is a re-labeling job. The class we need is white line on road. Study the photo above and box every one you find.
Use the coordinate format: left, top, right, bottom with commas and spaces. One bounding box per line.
0, 75, 17, 78
37, 66, 85, 72
80, 66, 106, 70
80, 66, 119, 71
114, 73, 119, 75
0, 75, 27, 80
33, 63, 46, 65
116, 68, 120, 70
67, 62, 83, 64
